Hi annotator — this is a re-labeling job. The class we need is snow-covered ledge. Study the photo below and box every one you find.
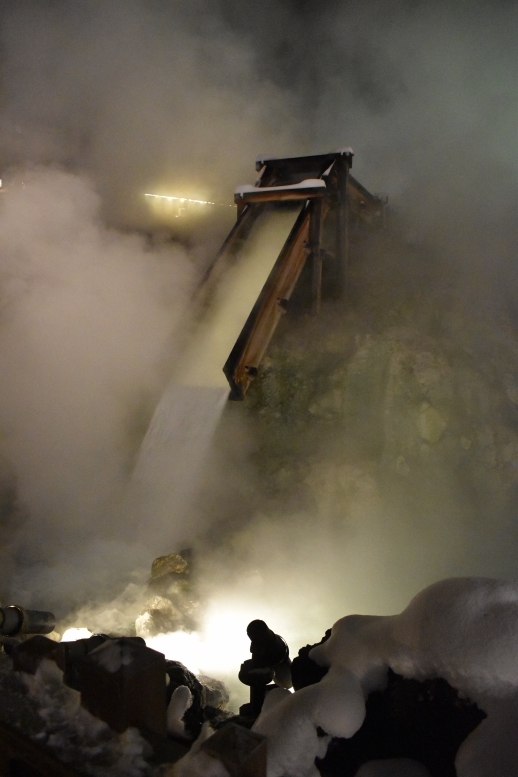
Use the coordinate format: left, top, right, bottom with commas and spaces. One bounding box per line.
234, 179, 327, 198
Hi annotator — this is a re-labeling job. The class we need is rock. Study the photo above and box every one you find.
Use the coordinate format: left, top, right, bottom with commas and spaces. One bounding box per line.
504, 376, 518, 405
136, 550, 199, 634
308, 389, 343, 417
291, 632, 330, 691
135, 596, 184, 638
291, 624, 486, 777
11, 635, 59, 675
355, 759, 432, 777
198, 674, 230, 711
165, 661, 231, 740
317, 670, 485, 777
150, 552, 190, 582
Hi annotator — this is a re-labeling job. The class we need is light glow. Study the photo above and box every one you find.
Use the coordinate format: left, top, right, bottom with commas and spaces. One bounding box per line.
61, 627, 93, 641
145, 193, 234, 207
144, 601, 253, 678
144, 594, 297, 707
58, 589, 306, 711
145, 193, 216, 205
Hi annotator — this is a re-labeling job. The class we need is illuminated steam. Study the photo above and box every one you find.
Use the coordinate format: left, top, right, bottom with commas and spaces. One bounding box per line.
0, 0, 517, 692
0, 167, 195, 610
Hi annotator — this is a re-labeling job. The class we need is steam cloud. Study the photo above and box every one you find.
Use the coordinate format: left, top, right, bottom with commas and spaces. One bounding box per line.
0, 0, 517, 652
0, 167, 194, 611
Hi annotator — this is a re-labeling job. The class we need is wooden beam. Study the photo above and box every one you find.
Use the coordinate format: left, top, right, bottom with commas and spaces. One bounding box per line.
255, 151, 352, 175
223, 205, 311, 399
336, 154, 351, 290
309, 198, 324, 315
234, 183, 326, 205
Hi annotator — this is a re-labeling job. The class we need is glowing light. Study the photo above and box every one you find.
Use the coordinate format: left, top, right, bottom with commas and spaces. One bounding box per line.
61, 627, 93, 641
145, 193, 215, 205
144, 604, 251, 678
144, 193, 234, 207
142, 593, 298, 710
58, 592, 301, 710
146, 631, 204, 674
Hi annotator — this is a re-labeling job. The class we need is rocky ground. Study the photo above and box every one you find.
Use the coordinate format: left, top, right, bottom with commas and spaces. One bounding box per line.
198, 225, 518, 609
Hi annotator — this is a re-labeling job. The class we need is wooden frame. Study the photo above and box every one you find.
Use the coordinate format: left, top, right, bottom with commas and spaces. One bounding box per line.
203, 151, 385, 399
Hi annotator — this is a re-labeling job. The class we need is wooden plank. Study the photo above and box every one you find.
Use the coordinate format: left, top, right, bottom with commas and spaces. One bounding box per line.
347, 175, 385, 225
309, 198, 324, 315
257, 152, 352, 188
212, 151, 386, 398
336, 154, 350, 289
255, 151, 349, 175
223, 206, 311, 399
234, 186, 326, 205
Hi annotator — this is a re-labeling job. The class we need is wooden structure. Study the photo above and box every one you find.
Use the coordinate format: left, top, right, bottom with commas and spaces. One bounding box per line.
204, 150, 386, 399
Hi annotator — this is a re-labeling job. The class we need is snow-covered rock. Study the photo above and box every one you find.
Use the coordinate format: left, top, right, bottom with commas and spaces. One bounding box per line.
310, 577, 518, 700
167, 685, 193, 738
252, 669, 365, 777
307, 577, 518, 777
235, 577, 518, 777
169, 723, 230, 777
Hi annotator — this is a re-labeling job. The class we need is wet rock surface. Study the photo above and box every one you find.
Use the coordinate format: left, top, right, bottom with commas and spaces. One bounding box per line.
136, 551, 199, 637
201, 229, 518, 591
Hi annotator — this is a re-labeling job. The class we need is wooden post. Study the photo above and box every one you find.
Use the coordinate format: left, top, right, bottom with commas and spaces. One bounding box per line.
79, 638, 167, 736
336, 152, 352, 293
309, 198, 323, 315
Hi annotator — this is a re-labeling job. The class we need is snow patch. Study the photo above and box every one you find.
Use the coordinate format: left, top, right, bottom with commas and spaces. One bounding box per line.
235, 179, 326, 197
251, 668, 365, 777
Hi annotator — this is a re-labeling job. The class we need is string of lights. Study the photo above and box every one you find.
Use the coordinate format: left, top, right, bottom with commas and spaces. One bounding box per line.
144, 193, 234, 207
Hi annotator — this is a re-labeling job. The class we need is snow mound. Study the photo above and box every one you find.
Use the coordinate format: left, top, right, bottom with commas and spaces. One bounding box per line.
252, 668, 365, 777
310, 577, 518, 700
308, 577, 518, 777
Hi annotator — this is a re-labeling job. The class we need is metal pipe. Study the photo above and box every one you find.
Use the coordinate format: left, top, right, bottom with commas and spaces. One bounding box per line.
0, 606, 55, 636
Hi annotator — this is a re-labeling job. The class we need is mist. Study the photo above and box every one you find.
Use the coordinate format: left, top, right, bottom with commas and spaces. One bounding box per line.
0, 167, 194, 610
0, 0, 517, 678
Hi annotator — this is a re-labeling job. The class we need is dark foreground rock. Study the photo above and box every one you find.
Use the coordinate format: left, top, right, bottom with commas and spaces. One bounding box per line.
318, 669, 486, 777
293, 638, 485, 777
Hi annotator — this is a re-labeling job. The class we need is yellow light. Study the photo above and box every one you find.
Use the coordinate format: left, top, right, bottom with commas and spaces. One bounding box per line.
144, 193, 216, 206
144, 593, 297, 708
144, 193, 234, 207
144, 602, 251, 678
61, 627, 93, 641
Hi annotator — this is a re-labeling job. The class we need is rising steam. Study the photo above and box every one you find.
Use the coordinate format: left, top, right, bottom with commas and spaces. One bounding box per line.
0, 0, 517, 691
0, 167, 194, 611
